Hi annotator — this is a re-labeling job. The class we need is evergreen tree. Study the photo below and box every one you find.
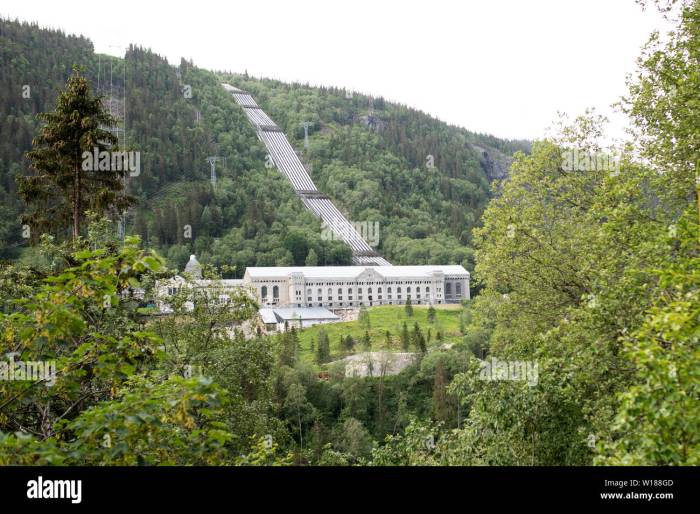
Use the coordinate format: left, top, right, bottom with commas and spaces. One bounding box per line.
413, 322, 426, 353
401, 321, 410, 351
358, 304, 370, 329
278, 330, 297, 367
384, 330, 392, 349
404, 297, 413, 317
362, 330, 371, 351
344, 335, 356, 352
305, 248, 319, 266
427, 305, 436, 323
19, 67, 133, 240
316, 328, 330, 363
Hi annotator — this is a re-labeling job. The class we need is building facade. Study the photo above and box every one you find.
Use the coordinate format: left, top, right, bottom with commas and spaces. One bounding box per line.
243, 265, 470, 309
158, 257, 470, 319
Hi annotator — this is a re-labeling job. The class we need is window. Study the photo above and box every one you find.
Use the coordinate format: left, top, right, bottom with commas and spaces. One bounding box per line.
261, 286, 268, 299
456, 284, 462, 296
445, 283, 452, 296
273, 285, 279, 299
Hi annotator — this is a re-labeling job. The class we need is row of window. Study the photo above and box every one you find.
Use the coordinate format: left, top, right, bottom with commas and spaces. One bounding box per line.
304, 285, 431, 296
303, 280, 435, 286
260, 283, 463, 301
261, 285, 279, 299
294, 299, 445, 308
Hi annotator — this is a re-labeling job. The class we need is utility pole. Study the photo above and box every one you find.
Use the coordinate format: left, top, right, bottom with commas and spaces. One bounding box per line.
206, 156, 224, 186
303, 121, 311, 149
108, 44, 128, 239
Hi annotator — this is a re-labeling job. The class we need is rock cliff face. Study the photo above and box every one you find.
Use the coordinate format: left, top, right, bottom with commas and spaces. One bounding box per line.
477, 147, 510, 181
341, 352, 417, 377
358, 114, 386, 132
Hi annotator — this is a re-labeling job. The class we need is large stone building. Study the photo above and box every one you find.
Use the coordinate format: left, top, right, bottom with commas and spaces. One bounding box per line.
157, 257, 470, 327
243, 265, 470, 308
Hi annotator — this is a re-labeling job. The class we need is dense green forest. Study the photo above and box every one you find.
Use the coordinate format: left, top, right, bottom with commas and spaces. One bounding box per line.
0, 17, 527, 274
0, 0, 698, 466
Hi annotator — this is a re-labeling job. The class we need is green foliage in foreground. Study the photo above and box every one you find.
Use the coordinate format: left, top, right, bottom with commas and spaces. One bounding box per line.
0, 234, 291, 465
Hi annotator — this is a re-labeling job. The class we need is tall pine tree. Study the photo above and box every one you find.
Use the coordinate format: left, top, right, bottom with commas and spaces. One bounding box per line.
19, 67, 133, 241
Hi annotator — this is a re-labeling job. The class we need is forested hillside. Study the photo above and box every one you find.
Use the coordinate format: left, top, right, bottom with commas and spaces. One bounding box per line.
0, 17, 527, 273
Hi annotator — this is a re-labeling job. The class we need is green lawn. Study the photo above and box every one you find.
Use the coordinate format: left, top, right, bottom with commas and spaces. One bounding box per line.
296, 304, 465, 365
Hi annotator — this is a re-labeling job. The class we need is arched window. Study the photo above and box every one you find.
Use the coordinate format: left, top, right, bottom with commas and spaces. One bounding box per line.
397, 287, 402, 293
416, 286, 421, 293
261, 286, 268, 299
445, 283, 452, 296
307, 288, 312, 296
388, 287, 392, 294
378, 287, 382, 294
407, 286, 411, 294
426, 286, 430, 293
272, 285, 279, 299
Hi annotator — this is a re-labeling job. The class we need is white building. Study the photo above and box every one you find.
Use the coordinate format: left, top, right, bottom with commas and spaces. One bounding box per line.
259, 307, 340, 332
244, 265, 469, 309
156, 255, 248, 314
157, 257, 469, 326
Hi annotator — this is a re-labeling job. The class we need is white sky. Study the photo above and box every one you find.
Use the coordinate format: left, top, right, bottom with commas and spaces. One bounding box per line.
2, 0, 670, 142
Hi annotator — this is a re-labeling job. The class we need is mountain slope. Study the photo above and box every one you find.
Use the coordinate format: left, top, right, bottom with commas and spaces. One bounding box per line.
0, 17, 529, 275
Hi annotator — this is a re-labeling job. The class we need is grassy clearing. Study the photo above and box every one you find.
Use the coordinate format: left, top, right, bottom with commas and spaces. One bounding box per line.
296, 304, 465, 365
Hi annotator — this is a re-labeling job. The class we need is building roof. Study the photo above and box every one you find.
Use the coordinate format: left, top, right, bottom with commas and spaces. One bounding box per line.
245, 265, 469, 280
184, 254, 202, 279
259, 307, 340, 323
258, 308, 279, 324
